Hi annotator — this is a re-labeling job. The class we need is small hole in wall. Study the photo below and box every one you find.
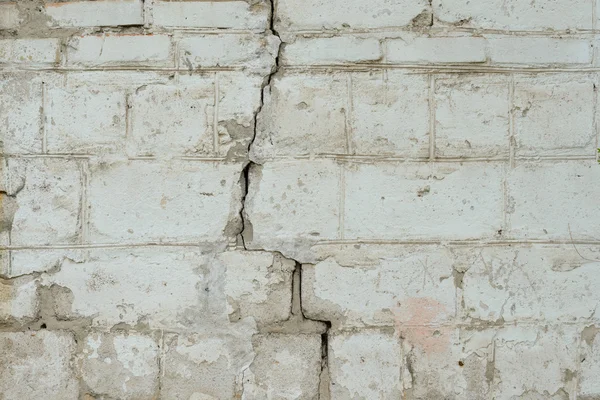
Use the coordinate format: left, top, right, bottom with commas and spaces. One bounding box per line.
458, 361, 464, 367
40, 323, 47, 329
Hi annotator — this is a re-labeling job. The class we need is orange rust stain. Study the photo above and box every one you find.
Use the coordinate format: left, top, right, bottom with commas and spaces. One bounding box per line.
160, 195, 168, 209
391, 297, 450, 354
45, 2, 68, 8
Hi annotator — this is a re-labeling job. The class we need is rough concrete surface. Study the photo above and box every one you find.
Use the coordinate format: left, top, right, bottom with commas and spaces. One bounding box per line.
0, 0, 599, 399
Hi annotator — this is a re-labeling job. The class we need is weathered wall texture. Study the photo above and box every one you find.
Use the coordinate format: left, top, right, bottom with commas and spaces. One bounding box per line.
0, 0, 599, 398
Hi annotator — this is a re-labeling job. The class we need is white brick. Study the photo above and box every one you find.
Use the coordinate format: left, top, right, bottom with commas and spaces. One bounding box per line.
0, 253, 8, 276
490, 326, 578, 398
129, 78, 215, 157
6, 248, 84, 278
0, 3, 21, 30
253, 71, 431, 159
387, 36, 486, 64
276, 0, 430, 31
506, 161, 600, 240
398, 326, 577, 398
220, 251, 295, 325
350, 71, 430, 157
402, 327, 491, 398
46, 0, 143, 27
88, 160, 242, 244
434, 75, 510, 158
594, 37, 600, 65
488, 37, 592, 65
81, 333, 159, 399
433, 0, 592, 30
244, 160, 341, 262
0, 38, 59, 64
243, 334, 322, 400
4, 158, 82, 246
46, 84, 127, 154
67, 34, 172, 66
282, 36, 382, 65
329, 331, 403, 399
461, 246, 600, 323
252, 73, 348, 160
0, 73, 44, 154
0, 331, 79, 399
398, 325, 578, 398
302, 249, 456, 328
41, 249, 294, 331
162, 326, 255, 399
179, 34, 279, 73
41, 248, 211, 328
217, 72, 263, 158
344, 162, 504, 240
0, 277, 38, 321
514, 75, 596, 157
580, 326, 600, 398
153, 0, 268, 30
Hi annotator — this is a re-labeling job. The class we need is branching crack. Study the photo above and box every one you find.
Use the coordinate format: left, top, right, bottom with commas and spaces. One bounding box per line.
235, 2, 332, 395
255, 259, 332, 397
295, 262, 332, 400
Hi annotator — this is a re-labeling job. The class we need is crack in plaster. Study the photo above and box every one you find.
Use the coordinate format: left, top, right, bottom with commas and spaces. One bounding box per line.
231, 1, 333, 397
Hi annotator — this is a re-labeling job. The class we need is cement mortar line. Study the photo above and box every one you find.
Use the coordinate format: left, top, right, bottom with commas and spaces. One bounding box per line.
0, 243, 221, 250
152, 28, 267, 34
3, 65, 600, 73
5, 26, 600, 37
2, 154, 596, 161
0, 321, 597, 335
281, 28, 600, 36
5, 27, 599, 37
0, 66, 246, 72
1, 154, 595, 165
161, 27, 600, 36
0, 154, 229, 161
3, 239, 600, 251
324, 322, 600, 329
252, 155, 596, 163
315, 239, 600, 246
282, 64, 600, 73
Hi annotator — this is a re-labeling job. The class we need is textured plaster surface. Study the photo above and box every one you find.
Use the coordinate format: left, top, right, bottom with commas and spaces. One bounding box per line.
0, 0, 599, 398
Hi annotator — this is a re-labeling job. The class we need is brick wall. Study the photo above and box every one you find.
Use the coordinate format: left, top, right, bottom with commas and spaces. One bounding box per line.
0, 0, 599, 398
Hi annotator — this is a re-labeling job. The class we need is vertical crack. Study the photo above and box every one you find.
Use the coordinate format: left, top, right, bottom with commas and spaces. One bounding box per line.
235, 1, 331, 396
318, 331, 331, 400
296, 262, 332, 400
238, 0, 282, 250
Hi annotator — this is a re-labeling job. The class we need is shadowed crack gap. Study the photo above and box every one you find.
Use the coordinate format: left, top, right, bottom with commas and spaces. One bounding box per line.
238, 0, 282, 250
233, 0, 335, 393
296, 262, 332, 400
